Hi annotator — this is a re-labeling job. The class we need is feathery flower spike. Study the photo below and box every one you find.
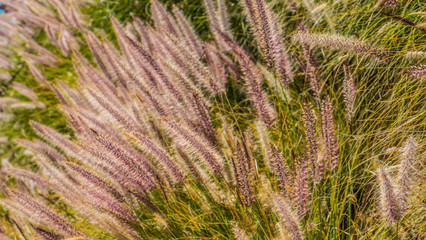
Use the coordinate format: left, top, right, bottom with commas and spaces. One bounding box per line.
126, 131, 185, 183
162, 117, 224, 174
232, 141, 253, 206
217, 31, 276, 127
302, 102, 320, 181
293, 32, 387, 59
378, 167, 401, 225
241, 0, 294, 84
270, 144, 288, 197
343, 64, 357, 124
272, 193, 304, 240
320, 96, 338, 171
232, 222, 249, 240
406, 64, 426, 79
292, 155, 310, 217
397, 136, 417, 212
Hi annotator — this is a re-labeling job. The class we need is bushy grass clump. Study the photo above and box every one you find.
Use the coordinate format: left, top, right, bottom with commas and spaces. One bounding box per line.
0, 0, 424, 239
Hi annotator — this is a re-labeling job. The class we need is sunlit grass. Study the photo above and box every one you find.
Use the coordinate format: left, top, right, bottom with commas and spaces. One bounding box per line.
0, 0, 424, 239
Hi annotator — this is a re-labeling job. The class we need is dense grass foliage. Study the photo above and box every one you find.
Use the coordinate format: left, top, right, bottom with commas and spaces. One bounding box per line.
0, 0, 425, 239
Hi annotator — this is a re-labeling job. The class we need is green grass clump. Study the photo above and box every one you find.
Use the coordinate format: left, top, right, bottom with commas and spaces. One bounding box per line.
0, 0, 425, 239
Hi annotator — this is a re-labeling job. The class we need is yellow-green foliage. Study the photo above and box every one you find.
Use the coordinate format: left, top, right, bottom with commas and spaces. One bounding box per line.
0, 0, 424, 239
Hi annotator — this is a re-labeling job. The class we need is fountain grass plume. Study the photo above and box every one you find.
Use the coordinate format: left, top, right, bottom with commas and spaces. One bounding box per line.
292, 31, 388, 59
377, 167, 402, 225
0, 0, 424, 239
